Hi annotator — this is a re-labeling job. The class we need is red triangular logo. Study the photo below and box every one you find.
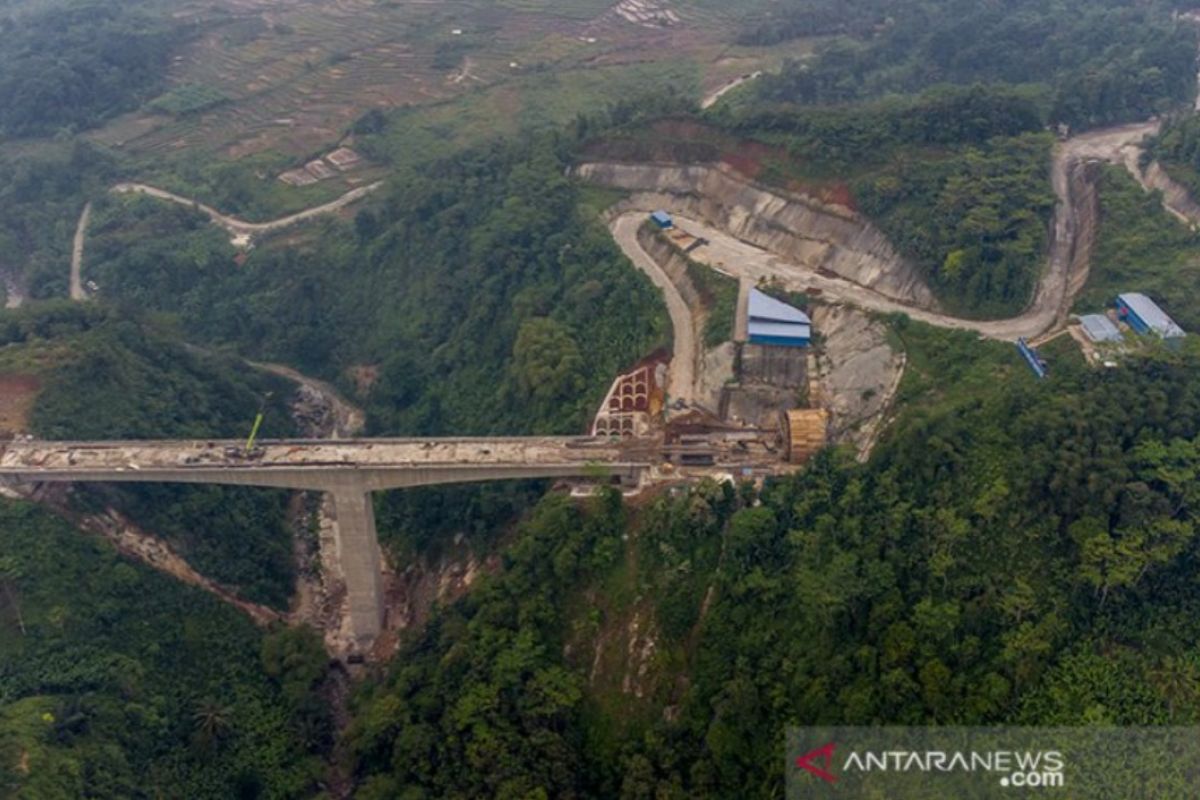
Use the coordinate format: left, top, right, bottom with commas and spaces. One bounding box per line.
796, 742, 838, 783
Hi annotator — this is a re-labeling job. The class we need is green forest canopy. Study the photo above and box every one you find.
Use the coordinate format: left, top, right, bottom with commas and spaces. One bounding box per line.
750, 0, 1197, 130
1, 1, 1200, 797
0, 1, 190, 137
349, 328, 1200, 798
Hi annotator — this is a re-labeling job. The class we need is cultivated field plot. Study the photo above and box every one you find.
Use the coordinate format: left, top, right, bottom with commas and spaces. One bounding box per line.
88, 0, 802, 162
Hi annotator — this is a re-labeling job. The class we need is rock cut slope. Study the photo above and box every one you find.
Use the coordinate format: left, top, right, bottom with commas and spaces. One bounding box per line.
579, 161, 937, 308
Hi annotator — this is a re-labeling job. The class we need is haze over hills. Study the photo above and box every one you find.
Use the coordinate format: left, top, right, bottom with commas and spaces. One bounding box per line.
2, 1, 1200, 798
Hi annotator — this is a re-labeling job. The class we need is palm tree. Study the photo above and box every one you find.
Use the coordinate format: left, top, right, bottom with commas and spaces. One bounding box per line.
192, 700, 233, 750
1150, 656, 1199, 719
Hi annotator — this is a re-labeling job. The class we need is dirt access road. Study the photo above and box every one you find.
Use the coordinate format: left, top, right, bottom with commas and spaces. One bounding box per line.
701, 71, 762, 110
612, 214, 698, 406
69, 180, 383, 298
610, 121, 1169, 357
110, 180, 384, 248
69, 202, 92, 301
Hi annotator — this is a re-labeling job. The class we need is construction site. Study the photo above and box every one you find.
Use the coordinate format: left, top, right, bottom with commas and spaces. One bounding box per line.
589, 203, 899, 468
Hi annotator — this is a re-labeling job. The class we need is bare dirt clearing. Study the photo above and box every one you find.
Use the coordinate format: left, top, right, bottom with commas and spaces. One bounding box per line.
0, 375, 40, 435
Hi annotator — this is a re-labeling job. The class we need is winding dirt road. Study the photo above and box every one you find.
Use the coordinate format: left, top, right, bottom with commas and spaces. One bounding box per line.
69, 180, 383, 298
69, 201, 92, 301
701, 71, 762, 110
608, 121, 1173, 355
110, 181, 383, 247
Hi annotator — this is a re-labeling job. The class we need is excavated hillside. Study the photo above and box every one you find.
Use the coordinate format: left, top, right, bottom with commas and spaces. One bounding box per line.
578, 161, 938, 309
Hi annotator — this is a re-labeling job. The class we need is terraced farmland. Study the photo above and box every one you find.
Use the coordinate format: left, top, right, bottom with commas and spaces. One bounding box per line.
86, 0, 794, 167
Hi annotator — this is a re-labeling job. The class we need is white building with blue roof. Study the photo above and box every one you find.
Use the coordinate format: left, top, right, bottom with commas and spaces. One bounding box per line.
1115, 293, 1185, 340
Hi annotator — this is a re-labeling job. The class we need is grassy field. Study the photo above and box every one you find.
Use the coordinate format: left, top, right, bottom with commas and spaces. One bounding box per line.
357, 58, 703, 171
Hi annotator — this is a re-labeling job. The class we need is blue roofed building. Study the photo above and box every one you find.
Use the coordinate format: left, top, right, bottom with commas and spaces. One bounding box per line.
1078, 314, 1123, 344
650, 210, 673, 229
747, 288, 811, 347
1116, 293, 1185, 339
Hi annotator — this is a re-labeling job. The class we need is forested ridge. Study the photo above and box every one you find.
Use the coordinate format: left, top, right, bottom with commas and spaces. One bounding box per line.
0, 305, 340, 797
2, 0, 1200, 797
1149, 112, 1200, 202
749, 0, 1197, 130
0, 503, 334, 798
0, 1, 191, 137
0, 303, 301, 607
349, 335, 1200, 797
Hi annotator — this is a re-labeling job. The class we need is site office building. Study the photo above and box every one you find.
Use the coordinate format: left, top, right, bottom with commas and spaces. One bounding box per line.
1115, 292, 1185, 344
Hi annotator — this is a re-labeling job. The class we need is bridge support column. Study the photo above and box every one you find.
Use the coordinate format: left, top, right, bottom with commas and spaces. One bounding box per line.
328, 482, 383, 653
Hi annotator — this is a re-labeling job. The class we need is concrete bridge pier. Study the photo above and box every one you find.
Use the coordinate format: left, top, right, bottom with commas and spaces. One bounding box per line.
327, 480, 384, 652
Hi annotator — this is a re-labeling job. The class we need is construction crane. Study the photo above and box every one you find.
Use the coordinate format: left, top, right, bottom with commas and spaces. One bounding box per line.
244, 392, 272, 455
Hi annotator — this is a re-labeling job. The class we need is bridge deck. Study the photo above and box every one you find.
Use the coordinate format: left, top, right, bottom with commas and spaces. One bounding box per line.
0, 437, 649, 476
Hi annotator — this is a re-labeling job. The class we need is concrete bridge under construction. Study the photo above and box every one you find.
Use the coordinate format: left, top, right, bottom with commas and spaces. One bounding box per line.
0, 437, 654, 651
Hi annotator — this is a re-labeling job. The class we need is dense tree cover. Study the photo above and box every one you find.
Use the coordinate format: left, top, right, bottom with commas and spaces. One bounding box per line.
0, 140, 117, 299
0, 0, 190, 136
348, 490, 628, 799
718, 83, 1046, 173
753, 0, 1197, 129
1147, 111, 1200, 201
712, 85, 1056, 315
0, 502, 328, 798
87, 137, 667, 436
854, 133, 1055, 317
348, 326, 1200, 797
0, 302, 301, 607
1076, 165, 1200, 330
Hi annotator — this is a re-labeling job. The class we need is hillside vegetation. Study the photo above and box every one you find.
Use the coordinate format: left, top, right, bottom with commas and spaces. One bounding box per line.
0, 303, 300, 607
86, 135, 668, 437
349, 330, 1200, 797
1077, 166, 1200, 330
1148, 111, 1200, 203
0, 1, 190, 137
0, 502, 330, 798
750, 0, 1196, 129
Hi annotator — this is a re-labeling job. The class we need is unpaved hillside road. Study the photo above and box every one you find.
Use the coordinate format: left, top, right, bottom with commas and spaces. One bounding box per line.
69, 181, 384, 294
110, 181, 384, 247
248, 360, 365, 439
701, 71, 762, 110
608, 121, 1166, 344
613, 214, 698, 405
69, 201, 92, 300
1100, 119, 1200, 226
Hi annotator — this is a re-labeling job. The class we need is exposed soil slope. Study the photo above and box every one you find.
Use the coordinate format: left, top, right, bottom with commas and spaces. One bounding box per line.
582, 161, 937, 308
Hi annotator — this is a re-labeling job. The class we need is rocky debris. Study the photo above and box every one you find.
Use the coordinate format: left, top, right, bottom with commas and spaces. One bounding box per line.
810, 305, 905, 459
291, 384, 336, 438
621, 609, 659, 698
369, 540, 499, 662
1, 480, 283, 627
611, 0, 680, 28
